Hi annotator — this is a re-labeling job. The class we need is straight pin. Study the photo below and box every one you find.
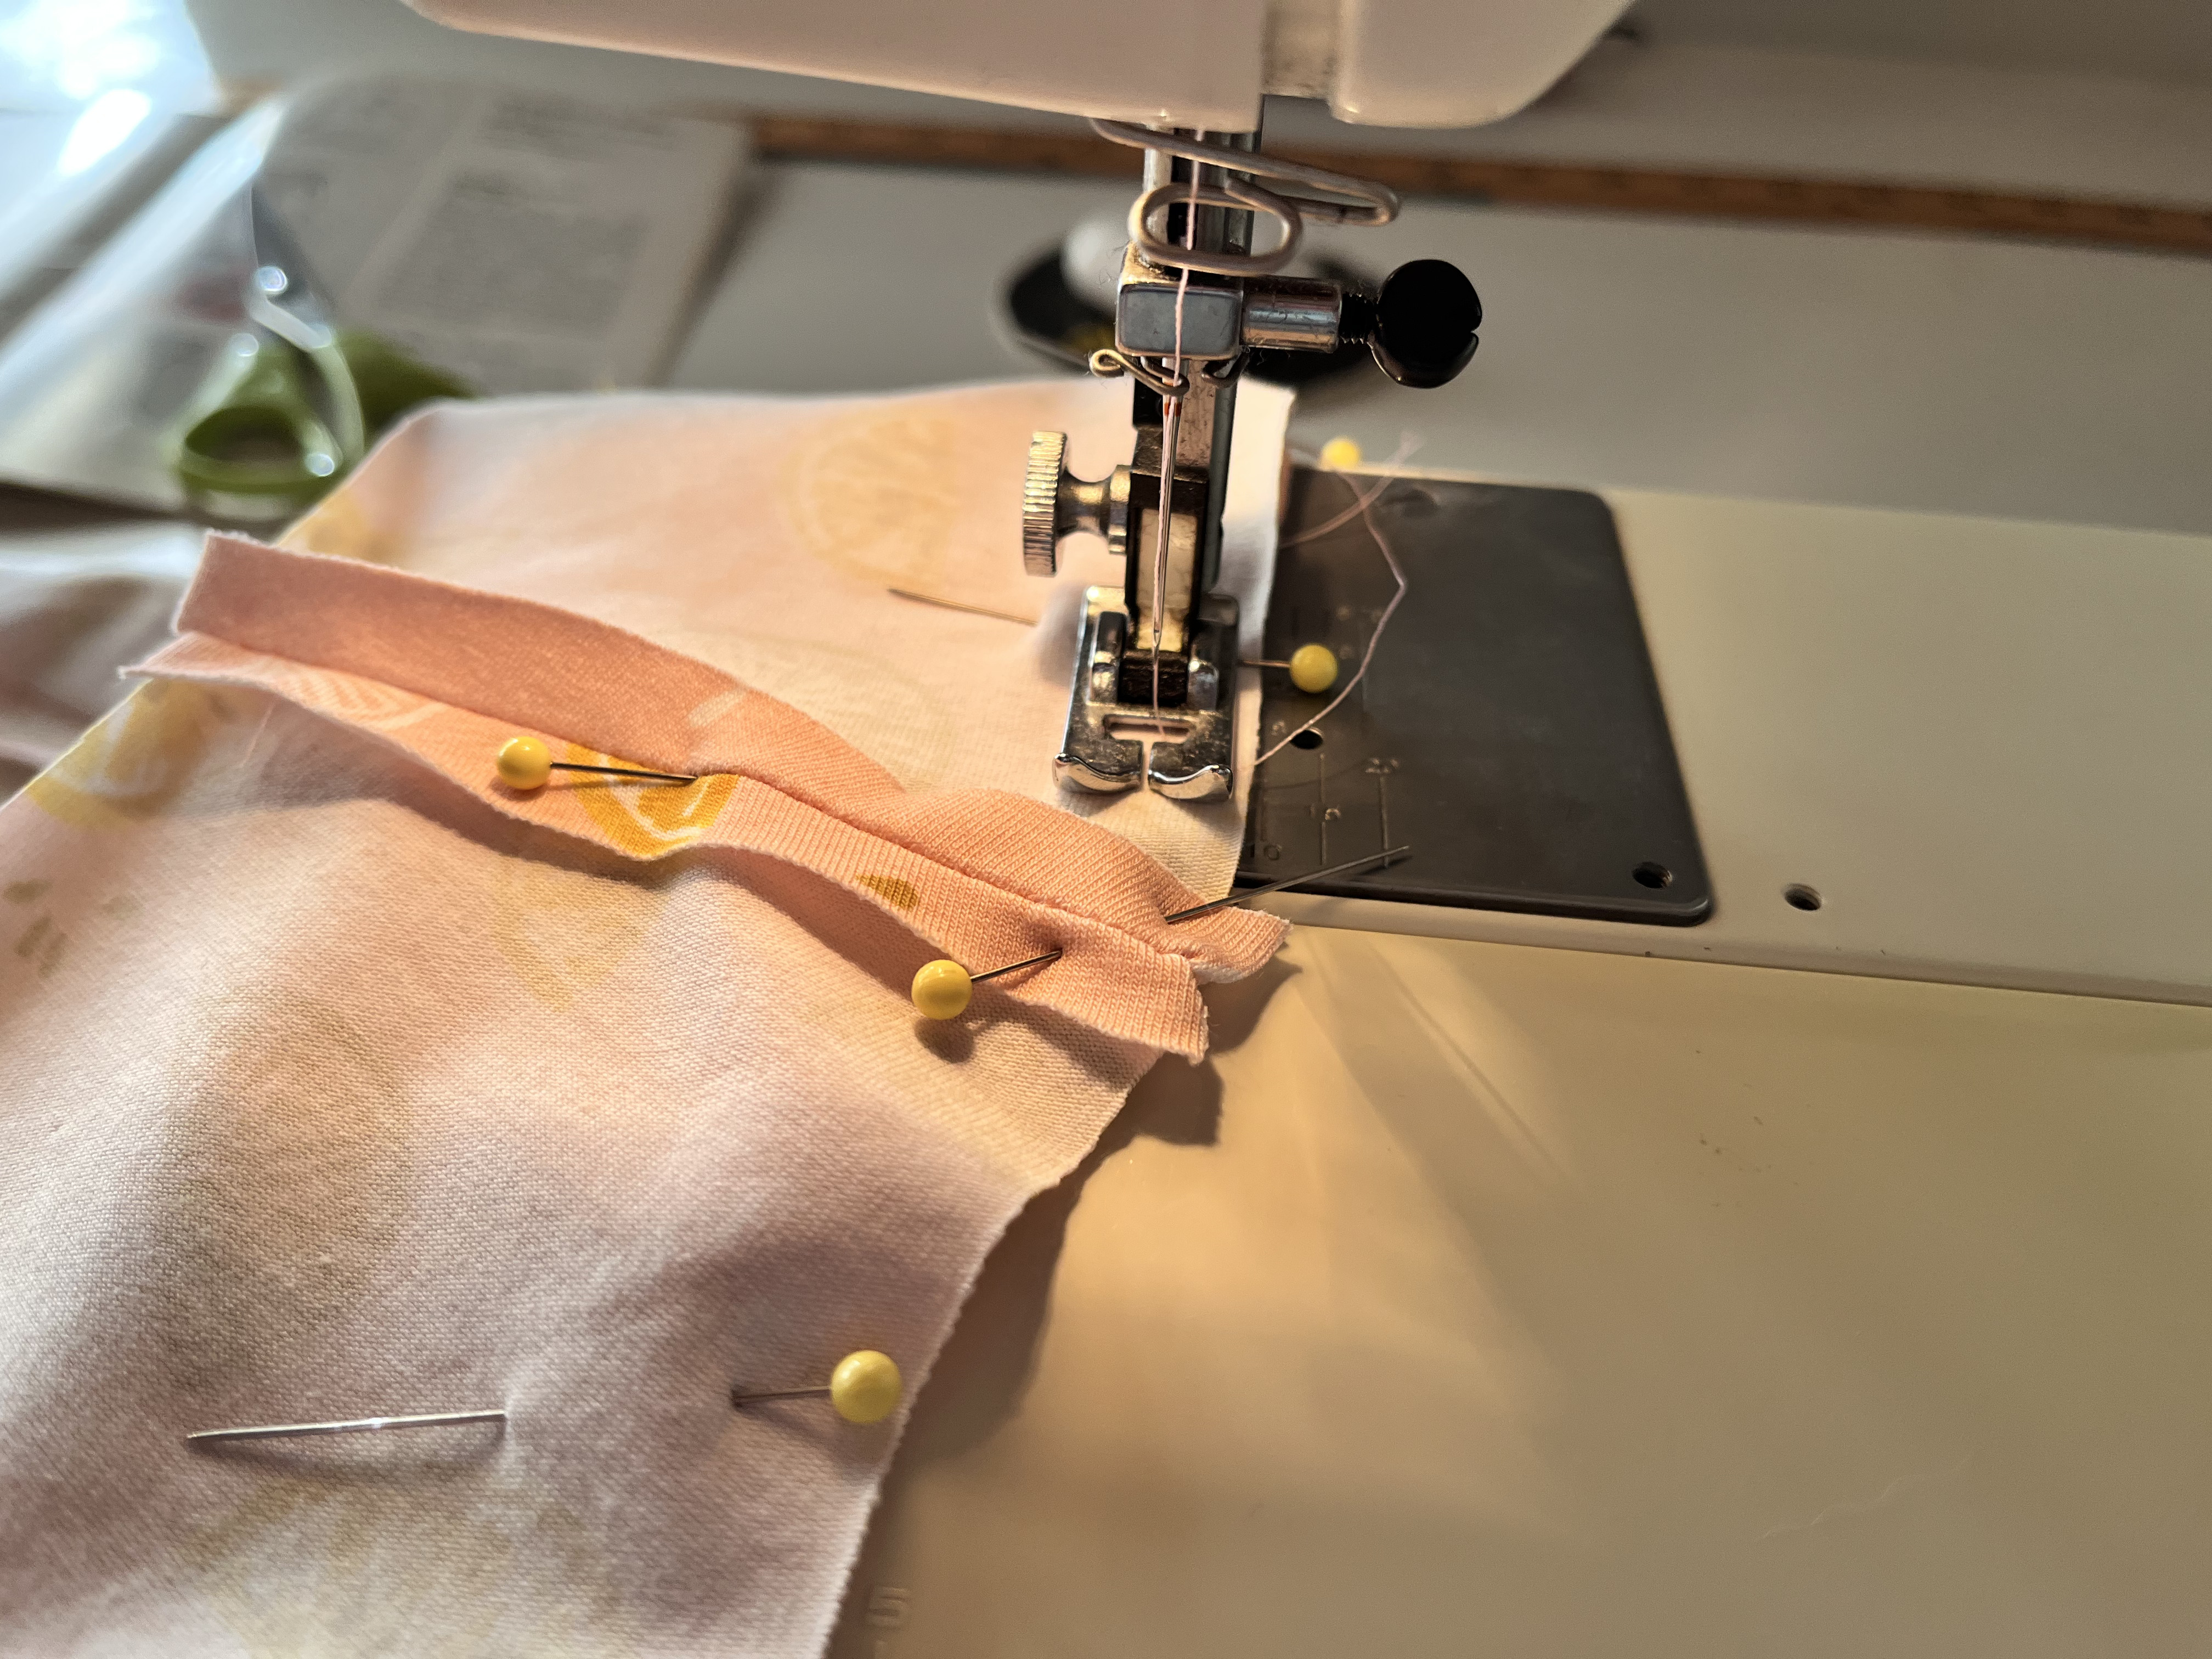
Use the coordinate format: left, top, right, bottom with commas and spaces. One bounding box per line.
495, 735, 697, 791
732, 1351, 902, 1424
186, 1408, 506, 1447
887, 587, 1039, 627
912, 948, 1061, 1018
548, 761, 700, 785
907, 849, 1408, 1022
970, 947, 1063, 984
1164, 845, 1409, 923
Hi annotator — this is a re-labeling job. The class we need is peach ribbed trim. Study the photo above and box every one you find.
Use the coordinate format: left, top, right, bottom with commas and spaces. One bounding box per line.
133, 535, 1284, 1059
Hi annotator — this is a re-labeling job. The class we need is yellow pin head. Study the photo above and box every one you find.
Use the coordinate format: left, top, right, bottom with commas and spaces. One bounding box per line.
828, 1350, 902, 1424
1318, 436, 1363, 470
1288, 642, 1340, 694
496, 735, 552, 790
911, 958, 972, 1020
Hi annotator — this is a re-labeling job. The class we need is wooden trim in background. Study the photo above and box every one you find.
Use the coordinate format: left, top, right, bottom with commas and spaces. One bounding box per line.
750, 116, 2212, 259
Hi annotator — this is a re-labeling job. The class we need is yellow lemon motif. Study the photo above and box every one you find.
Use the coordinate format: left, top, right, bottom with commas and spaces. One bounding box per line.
566, 744, 737, 858
856, 873, 920, 911
26, 681, 230, 830
779, 408, 964, 589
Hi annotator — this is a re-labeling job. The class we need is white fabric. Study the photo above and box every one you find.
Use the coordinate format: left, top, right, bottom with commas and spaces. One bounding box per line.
0, 380, 1293, 1655
280, 377, 1295, 891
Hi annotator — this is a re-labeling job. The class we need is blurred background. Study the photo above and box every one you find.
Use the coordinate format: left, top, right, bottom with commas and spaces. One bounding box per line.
1, 0, 2208, 795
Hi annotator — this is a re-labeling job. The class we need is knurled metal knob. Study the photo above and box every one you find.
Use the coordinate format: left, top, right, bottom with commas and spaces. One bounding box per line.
1023, 431, 1116, 578
1023, 431, 1068, 576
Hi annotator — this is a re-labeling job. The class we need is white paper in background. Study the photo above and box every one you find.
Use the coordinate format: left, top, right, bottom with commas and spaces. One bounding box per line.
263, 80, 752, 393
0, 78, 751, 511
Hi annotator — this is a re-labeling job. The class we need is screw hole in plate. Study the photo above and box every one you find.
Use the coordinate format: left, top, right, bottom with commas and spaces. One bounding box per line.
1632, 861, 1672, 889
1784, 883, 1822, 911
1289, 729, 1323, 750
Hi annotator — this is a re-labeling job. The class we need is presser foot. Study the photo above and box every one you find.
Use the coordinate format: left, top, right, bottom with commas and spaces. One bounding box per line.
1055, 587, 1238, 801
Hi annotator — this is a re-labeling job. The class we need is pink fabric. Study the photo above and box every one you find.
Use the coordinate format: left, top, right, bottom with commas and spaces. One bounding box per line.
274, 379, 1295, 894
150, 534, 1281, 1059
0, 386, 1293, 1656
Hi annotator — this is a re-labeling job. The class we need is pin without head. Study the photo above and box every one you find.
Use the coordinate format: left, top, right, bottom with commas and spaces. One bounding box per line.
187, 1407, 507, 1447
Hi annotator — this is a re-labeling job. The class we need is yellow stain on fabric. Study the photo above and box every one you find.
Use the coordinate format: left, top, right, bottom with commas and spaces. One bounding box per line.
25, 681, 233, 829
565, 743, 737, 858
856, 873, 920, 911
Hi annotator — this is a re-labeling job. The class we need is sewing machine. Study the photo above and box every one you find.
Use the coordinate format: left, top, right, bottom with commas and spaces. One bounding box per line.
414, 0, 1595, 805
406, 1, 2212, 1650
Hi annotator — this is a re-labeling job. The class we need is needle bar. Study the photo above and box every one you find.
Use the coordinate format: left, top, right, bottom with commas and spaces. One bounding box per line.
1164, 846, 1410, 923
186, 1408, 507, 1446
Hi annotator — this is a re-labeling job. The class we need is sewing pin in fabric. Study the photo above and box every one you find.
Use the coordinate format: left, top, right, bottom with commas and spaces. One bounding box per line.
186, 1407, 507, 1447
496, 734, 698, 791
906, 848, 1409, 1020
1161, 845, 1409, 922
732, 1350, 902, 1424
911, 949, 1063, 1020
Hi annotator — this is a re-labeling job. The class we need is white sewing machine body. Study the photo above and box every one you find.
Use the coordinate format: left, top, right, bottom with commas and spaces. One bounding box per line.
825, 485, 2212, 1653
411, 0, 1633, 129
408, 2, 2212, 1648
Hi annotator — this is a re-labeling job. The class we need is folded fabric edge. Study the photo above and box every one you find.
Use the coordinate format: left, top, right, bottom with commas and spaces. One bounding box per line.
177, 534, 1282, 975
128, 637, 1285, 1062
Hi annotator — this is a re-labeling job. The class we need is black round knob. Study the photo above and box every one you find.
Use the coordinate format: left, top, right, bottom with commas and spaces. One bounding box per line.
1358, 259, 1481, 389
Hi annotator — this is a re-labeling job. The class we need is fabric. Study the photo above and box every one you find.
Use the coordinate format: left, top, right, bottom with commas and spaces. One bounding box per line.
0, 521, 203, 788
278, 376, 1296, 891
0, 382, 1293, 1655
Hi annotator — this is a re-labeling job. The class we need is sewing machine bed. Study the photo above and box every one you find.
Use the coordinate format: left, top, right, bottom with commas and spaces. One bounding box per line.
1244, 468, 1711, 924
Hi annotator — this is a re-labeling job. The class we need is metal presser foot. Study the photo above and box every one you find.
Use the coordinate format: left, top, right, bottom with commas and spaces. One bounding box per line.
1018, 121, 1482, 803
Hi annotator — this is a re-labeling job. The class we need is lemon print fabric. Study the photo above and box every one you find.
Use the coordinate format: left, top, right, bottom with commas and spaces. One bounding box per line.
778, 406, 965, 590
26, 681, 234, 830
565, 743, 738, 858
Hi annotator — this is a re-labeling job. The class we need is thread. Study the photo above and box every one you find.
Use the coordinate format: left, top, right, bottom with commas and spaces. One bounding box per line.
1148, 139, 1204, 729
1252, 438, 1420, 768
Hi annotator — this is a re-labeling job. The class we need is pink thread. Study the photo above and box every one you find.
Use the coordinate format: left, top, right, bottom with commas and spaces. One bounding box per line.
1148, 142, 1203, 726
1252, 437, 1421, 768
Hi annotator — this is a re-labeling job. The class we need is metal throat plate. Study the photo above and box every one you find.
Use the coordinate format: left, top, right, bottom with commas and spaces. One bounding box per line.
1243, 469, 1711, 923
